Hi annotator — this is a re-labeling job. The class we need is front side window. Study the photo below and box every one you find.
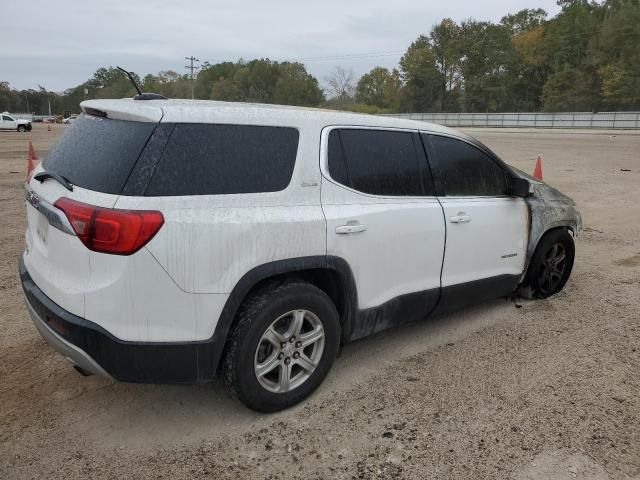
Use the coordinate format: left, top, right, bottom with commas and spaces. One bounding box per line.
145, 124, 299, 196
327, 128, 428, 196
2, 115, 13, 121
424, 134, 509, 196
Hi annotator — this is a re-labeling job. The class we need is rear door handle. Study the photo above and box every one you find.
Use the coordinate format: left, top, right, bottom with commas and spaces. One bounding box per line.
335, 223, 367, 234
450, 213, 471, 223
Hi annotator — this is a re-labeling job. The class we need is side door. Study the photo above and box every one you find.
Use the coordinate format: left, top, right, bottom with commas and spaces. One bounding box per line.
0, 115, 13, 130
321, 127, 446, 340
422, 133, 529, 309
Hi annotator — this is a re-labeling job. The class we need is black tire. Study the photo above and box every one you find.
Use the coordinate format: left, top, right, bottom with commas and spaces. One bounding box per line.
522, 229, 575, 299
17, 125, 26, 133
222, 280, 340, 412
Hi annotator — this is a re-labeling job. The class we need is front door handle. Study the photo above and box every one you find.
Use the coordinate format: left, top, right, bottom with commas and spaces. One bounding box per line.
450, 213, 471, 223
335, 223, 367, 234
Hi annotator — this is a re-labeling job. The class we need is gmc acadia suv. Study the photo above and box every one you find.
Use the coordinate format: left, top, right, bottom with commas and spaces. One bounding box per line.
20, 99, 582, 412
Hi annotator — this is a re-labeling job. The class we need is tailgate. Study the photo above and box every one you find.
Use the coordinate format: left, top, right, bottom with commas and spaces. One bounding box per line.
22, 112, 158, 317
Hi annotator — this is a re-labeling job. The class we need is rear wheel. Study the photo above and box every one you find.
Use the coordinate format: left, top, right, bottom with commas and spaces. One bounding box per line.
222, 280, 340, 412
522, 229, 575, 299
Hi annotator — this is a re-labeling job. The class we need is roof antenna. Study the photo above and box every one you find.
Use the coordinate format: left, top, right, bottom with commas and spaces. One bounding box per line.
116, 66, 167, 100
117, 66, 142, 95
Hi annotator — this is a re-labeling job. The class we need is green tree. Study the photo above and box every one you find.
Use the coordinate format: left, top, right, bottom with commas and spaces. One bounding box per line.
204, 59, 324, 106
195, 62, 239, 98
510, 25, 548, 111
541, 0, 603, 111
399, 36, 441, 112
273, 63, 325, 106
355, 67, 402, 110
430, 18, 462, 111
501, 8, 547, 33
594, 0, 640, 109
458, 20, 516, 112
90, 67, 139, 99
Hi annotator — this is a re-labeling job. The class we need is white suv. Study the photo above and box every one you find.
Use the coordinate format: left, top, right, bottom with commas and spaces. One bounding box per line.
21, 99, 582, 412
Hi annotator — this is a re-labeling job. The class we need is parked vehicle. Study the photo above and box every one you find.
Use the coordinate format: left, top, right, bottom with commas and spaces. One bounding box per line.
1, 112, 32, 132
63, 114, 79, 124
20, 99, 582, 412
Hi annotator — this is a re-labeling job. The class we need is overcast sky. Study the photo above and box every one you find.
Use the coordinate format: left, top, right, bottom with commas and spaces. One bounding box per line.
2, 0, 559, 92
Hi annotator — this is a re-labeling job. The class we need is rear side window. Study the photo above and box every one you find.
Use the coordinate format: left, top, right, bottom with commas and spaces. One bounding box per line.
43, 114, 156, 194
327, 129, 427, 196
424, 134, 509, 196
145, 124, 299, 196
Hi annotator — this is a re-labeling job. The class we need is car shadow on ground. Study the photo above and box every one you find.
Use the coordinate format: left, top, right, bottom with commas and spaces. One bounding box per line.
56, 296, 520, 449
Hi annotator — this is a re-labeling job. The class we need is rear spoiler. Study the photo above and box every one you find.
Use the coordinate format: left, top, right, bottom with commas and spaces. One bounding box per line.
80, 99, 163, 123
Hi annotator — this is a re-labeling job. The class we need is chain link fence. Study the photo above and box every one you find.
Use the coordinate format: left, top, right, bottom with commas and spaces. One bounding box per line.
384, 112, 640, 129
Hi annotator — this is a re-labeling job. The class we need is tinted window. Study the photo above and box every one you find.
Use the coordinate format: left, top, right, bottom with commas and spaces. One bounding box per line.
327, 129, 427, 196
43, 114, 156, 194
3, 116, 13, 121
145, 124, 299, 196
425, 134, 509, 196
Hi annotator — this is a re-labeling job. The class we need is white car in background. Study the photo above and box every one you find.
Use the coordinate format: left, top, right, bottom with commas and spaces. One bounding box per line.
20, 98, 582, 412
0, 112, 32, 132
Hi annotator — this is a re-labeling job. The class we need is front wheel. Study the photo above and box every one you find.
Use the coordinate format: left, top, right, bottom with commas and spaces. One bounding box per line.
17, 125, 26, 133
222, 280, 340, 412
522, 229, 575, 299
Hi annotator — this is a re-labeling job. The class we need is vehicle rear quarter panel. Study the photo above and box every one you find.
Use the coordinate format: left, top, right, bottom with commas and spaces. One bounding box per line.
142, 204, 326, 293
83, 248, 228, 341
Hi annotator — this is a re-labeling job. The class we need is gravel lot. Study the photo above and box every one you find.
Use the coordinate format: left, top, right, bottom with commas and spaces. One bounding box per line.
1, 124, 638, 479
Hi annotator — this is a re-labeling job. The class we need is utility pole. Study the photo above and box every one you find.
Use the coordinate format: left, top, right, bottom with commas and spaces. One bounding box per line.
185, 56, 200, 100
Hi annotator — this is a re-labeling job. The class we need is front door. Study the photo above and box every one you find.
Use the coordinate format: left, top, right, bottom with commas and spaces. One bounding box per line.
0, 115, 14, 130
422, 133, 529, 308
321, 127, 446, 339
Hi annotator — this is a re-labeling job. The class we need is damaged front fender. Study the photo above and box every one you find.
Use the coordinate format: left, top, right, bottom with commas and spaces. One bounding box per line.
512, 168, 582, 276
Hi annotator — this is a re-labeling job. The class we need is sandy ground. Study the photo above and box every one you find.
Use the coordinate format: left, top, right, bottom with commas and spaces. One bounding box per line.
0, 124, 638, 479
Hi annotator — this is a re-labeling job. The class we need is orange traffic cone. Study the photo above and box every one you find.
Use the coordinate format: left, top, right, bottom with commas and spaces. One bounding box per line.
26, 142, 37, 181
29, 141, 38, 160
533, 154, 543, 180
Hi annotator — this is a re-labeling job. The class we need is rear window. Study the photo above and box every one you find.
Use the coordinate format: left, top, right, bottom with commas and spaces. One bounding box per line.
144, 124, 299, 196
327, 128, 427, 196
43, 114, 156, 194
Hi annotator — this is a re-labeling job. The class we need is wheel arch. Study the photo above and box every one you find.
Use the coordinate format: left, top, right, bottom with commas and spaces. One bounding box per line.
211, 255, 358, 373
520, 224, 575, 297
532, 224, 573, 251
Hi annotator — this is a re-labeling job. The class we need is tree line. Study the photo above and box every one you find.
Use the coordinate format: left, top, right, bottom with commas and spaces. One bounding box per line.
1, 0, 638, 115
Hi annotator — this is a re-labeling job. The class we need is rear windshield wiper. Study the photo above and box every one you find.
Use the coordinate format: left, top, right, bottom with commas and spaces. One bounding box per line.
33, 170, 74, 191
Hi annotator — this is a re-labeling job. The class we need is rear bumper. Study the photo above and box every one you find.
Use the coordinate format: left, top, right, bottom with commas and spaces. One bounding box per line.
24, 289, 114, 379
19, 257, 218, 384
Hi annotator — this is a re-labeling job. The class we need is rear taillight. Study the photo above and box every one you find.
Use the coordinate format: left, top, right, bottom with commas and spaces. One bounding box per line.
54, 197, 164, 255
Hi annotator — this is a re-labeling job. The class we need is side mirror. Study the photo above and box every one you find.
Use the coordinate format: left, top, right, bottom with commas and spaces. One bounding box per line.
510, 177, 532, 197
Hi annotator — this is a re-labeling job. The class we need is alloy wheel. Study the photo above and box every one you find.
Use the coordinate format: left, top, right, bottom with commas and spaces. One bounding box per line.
538, 242, 567, 295
254, 309, 325, 393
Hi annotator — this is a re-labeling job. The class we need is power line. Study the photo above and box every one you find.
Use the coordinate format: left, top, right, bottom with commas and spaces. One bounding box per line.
294, 51, 405, 62
185, 56, 200, 99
